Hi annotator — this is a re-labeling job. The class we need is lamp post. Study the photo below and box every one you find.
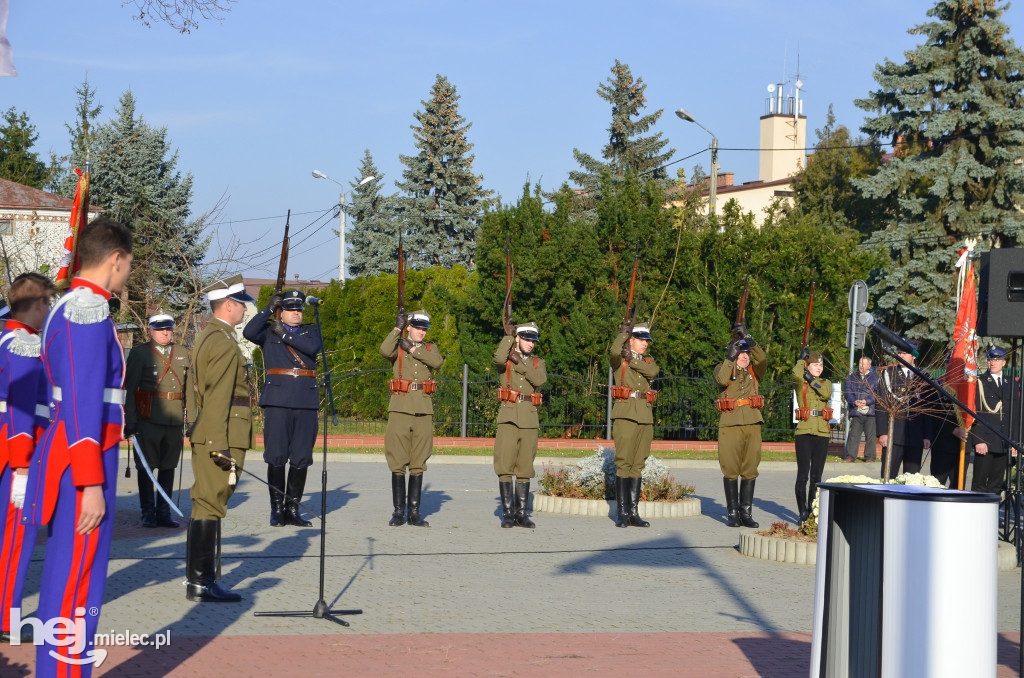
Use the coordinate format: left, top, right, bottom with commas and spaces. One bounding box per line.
312, 170, 375, 283
675, 108, 719, 218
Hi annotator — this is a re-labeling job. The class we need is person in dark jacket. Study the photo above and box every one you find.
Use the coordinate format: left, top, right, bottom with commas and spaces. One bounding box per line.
969, 345, 1017, 494
876, 345, 932, 481
843, 356, 878, 462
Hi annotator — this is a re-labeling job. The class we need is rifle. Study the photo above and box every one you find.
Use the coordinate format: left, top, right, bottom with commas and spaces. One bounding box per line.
273, 209, 291, 320
623, 241, 640, 328
801, 279, 816, 351
503, 235, 514, 331
397, 232, 405, 320
731, 269, 751, 380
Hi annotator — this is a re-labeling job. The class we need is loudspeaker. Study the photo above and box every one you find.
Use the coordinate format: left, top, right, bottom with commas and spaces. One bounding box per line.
978, 248, 1024, 338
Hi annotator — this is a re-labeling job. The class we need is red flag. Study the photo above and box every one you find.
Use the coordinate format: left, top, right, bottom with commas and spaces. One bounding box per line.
944, 251, 978, 430
55, 166, 89, 290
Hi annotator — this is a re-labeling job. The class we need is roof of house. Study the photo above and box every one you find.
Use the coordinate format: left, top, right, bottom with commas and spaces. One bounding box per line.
0, 177, 102, 212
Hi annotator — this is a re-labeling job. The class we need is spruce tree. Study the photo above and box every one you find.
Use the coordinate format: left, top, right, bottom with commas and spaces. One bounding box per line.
346, 149, 400, 277
90, 90, 209, 320
569, 60, 675, 209
396, 74, 496, 270
53, 77, 104, 195
0, 107, 51, 189
855, 0, 1024, 341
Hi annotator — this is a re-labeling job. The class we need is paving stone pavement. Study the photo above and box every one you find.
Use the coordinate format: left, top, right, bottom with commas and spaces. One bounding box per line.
0, 453, 1020, 677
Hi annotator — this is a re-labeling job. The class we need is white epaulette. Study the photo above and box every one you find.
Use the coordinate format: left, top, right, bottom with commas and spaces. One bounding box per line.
7, 329, 41, 358
62, 287, 110, 325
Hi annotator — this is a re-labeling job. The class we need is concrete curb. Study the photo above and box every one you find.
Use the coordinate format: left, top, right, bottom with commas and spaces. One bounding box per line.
533, 494, 702, 518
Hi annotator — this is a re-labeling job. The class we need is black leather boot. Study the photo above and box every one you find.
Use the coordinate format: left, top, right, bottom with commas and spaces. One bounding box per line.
268, 464, 286, 527
498, 480, 515, 528
796, 484, 809, 525
514, 480, 535, 528
627, 477, 650, 527
389, 474, 406, 526
739, 478, 759, 528
155, 469, 179, 528
283, 466, 313, 527
406, 474, 430, 527
137, 468, 157, 528
615, 476, 629, 527
186, 519, 242, 602
723, 477, 740, 527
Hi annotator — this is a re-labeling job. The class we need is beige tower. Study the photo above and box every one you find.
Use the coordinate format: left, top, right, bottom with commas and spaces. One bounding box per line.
759, 82, 807, 182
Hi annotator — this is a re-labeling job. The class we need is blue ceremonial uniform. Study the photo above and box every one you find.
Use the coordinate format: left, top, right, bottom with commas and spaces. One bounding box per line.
24, 278, 124, 677
0, 321, 48, 636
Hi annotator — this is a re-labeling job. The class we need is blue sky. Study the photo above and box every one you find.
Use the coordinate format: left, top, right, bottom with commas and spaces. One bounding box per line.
5, 1, 1023, 281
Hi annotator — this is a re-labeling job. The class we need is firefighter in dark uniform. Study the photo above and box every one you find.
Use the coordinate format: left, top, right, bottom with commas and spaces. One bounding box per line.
243, 289, 321, 528
185, 275, 255, 602
493, 321, 546, 528
124, 313, 186, 528
970, 345, 1016, 494
715, 324, 768, 528
609, 321, 659, 528
380, 310, 444, 527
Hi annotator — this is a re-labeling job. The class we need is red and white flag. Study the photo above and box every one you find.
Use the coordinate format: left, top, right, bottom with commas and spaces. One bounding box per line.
56, 167, 90, 290
0, 0, 16, 77
944, 245, 978, 430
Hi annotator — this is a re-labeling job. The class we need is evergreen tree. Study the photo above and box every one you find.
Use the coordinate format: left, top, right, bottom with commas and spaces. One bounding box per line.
569, 60, 675, 209
396, 74, 496, 270
855, 0, 1024, 341
346, 149, 400, 277
52, 77, 104, 195
0, 107, 50, 189
90, 90, 209, 320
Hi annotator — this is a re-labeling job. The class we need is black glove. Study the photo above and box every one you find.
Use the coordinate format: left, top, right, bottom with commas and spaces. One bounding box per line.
503, 322, 515, 336
732, 322, 748, 339
267, 293, 283, 314
396, 311, 408, 330
508, 349, 522, 365
619, 322, 632, 335
744, 334, 757, 348
798, 346, 810, 361
269, 319, 286, 338
804, 369, 815, 384
399, 336, 415, 353
210, 451, 233, 471
620, 344, 632, 360
726, 340, 741, 362
123, 423, 138, 439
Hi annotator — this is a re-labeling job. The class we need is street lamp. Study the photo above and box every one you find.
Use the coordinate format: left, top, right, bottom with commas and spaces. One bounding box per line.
312, 170, 375, 283
675, 108, 719, 218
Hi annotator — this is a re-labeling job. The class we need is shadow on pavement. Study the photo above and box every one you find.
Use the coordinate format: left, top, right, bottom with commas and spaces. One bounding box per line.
732, 634, 810, 678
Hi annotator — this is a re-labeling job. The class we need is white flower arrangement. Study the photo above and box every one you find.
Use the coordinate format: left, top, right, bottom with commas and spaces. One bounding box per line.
806, 472, 944, 529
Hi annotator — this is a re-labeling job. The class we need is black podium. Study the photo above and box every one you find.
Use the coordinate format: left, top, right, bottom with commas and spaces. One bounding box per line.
811, 483, 999, 678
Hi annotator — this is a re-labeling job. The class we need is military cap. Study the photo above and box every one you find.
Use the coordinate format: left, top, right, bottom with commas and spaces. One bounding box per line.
806, 350, 823, 365
735, 338, 752, 353
896, 341, 918, 355
516, 322, 540, 342
148, 313, 175, 330
631, 322, 653, 342
987, 345, 1009, 360
205, 273, 255, 303
280, 289, 306, 310
408, 310, 431, 329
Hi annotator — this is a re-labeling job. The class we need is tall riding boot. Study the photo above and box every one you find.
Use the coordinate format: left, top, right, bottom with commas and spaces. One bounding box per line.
406, 474, 430, 527
723, 477, 740, 527
615, 476, 629, 527
795, 484, 809, 525
137, 469, 157, 528
283, 466, 313, 527
498, 480, 515, 528
268, 464, 286, 527
514, 480, 535, 528
627, 477, 650, 527
739, 478, 759, 528
389, 474, 407, 526
155, 469, 180, 528
185, 519, 241, 602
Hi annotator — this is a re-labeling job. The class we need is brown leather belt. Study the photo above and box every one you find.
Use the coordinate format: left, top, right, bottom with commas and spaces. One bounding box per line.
735, 398, 753, 407
153, 392, 184, 400
231, 397, 250, 407
268, 368, 317, 377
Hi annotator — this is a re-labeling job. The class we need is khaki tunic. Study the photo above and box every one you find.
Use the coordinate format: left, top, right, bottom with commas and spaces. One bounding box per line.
493, 335, 547, 479
379, 329, 444, 474
186, 318, 254, 519
125, 340, 186, 470
609, 331, 660, 478
792, 359, 832, 438
715, 346, 767, 480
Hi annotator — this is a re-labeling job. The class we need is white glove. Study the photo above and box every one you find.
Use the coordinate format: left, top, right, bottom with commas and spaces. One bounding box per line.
11, 473, 27, 510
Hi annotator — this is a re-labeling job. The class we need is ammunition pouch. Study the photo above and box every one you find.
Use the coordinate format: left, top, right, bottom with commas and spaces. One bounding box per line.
715, 398, 737, 413
421, 380, 438, 395
135, 390, 154, 419
530, 392, 544, 406
795, 407, 811, 421
645, 390, 658, 405
610, 385, 633, 401
388, 378, 412, 394
822, 407, 834, 421
498, 387, 521, 403
749, 394, 765, 409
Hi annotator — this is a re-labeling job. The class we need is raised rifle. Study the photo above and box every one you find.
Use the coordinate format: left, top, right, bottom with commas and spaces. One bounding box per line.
801, 279, 816, 351
273, 209, 291, 320
623, 241, 640, 328
731, 269, 750, 380
397, 233, 405, 320
503, 235, 514, 331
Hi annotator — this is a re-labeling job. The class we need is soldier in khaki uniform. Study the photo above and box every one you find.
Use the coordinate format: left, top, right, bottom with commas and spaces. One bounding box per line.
124, 313, 186, 528
792, 350, 832, 524
715, 323, 767, 528
184, 276, 255, 602
609, 322, 659, 528
380, 309, 444, 527
493, 322, 546, 528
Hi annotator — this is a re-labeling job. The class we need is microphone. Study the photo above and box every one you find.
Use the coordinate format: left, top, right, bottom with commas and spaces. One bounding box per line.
857, 312, 919, 358
305, 296, 324, 307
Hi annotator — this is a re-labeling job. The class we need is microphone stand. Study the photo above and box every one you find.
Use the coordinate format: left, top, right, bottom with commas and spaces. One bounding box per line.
254, 304, 361, 627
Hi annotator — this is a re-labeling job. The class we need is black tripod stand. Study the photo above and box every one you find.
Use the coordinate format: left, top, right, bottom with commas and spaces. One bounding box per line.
254, 303, 362, 627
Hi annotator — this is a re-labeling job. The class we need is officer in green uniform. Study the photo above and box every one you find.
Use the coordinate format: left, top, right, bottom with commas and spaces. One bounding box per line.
792, 349, 832, 524
609, 321, 659, 528
380, 309, 444, 527
493, 321, 546, 528
124, 313, 187, 528
715, 323, 767, 528
184, 275, 255, 602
